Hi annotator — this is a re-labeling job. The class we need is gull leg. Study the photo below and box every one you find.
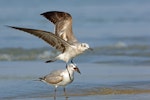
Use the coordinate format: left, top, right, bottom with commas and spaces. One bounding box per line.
64, 87, 68, 98
54, 87, 57, 100
66, 63, 71, 80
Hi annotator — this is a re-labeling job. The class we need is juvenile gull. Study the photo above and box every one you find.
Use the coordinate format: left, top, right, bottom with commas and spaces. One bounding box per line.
8, 11, 92, 64
39, 63, 81, 99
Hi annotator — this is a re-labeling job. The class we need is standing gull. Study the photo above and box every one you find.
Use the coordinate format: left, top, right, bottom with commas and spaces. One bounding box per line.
8, 11, 92, 65
39, 63, 81, 99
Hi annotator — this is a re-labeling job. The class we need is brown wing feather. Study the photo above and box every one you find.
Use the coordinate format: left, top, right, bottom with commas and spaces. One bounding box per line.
41, 11, 77, 43
41, 11, 71, 24
8, 26, 71, 53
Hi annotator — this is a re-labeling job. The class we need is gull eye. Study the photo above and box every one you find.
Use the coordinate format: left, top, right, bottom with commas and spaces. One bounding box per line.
74, 68, 77, 70
81, 44, 86, 47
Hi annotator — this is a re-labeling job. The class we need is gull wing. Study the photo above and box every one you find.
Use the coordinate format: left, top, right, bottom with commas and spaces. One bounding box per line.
41, 11, 77, 43
45, 75, 63, 84
45, 70, 64, 84
8, 26, 72, 53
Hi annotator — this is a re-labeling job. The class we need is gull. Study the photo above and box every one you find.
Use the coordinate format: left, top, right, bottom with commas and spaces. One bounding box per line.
39, 63, 81, 99
8, 11, 92, 65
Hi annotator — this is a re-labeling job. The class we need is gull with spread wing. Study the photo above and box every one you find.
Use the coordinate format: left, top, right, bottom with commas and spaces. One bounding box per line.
8, 11, 92, 65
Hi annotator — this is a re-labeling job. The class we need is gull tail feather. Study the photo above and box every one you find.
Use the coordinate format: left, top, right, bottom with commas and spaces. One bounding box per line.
33, 78, 43, 82
45, 59, 56, 63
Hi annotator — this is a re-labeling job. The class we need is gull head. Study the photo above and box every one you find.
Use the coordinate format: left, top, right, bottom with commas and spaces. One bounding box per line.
68, 63, 81, 74
80, 43, 93, 51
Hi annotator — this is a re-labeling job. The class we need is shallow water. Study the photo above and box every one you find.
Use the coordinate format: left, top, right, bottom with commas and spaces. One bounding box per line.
0, 62, 150, 100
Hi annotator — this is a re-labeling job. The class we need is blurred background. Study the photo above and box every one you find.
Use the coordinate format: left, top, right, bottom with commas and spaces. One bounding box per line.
0, 0, 150, 65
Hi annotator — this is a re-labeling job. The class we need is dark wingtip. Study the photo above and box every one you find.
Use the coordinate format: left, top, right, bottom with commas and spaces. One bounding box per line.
40, 11, 56, 15
6, 25, 18, 30
40, 12, 44, 16
33, 77, 44, 82
39, 77, 44, 80
40, 12, 50, 20
5, 25, 13, 28
40, 11, 51, 16
45, 59, 56, 63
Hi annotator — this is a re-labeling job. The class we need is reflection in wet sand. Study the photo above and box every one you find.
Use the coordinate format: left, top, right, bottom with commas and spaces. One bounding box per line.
84, 88, 150, 95
34, 87, 150, 99
63, 81, 150, 97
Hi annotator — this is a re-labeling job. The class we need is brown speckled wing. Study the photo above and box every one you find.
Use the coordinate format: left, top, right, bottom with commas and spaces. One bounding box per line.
8, 26, 71, 53
41, 11, 77, 43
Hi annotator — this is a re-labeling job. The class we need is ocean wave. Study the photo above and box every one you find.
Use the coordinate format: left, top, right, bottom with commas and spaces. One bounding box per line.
0, 43, 150, 63
0, 47, 53, 61
93, 42, 150, 55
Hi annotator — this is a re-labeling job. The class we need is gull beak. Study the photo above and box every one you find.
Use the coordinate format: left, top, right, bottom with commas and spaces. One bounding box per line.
89, 48, 93, 51
74, 67, 81, 74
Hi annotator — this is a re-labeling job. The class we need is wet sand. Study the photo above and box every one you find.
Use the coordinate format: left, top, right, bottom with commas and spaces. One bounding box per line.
0, 62, 150, 100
